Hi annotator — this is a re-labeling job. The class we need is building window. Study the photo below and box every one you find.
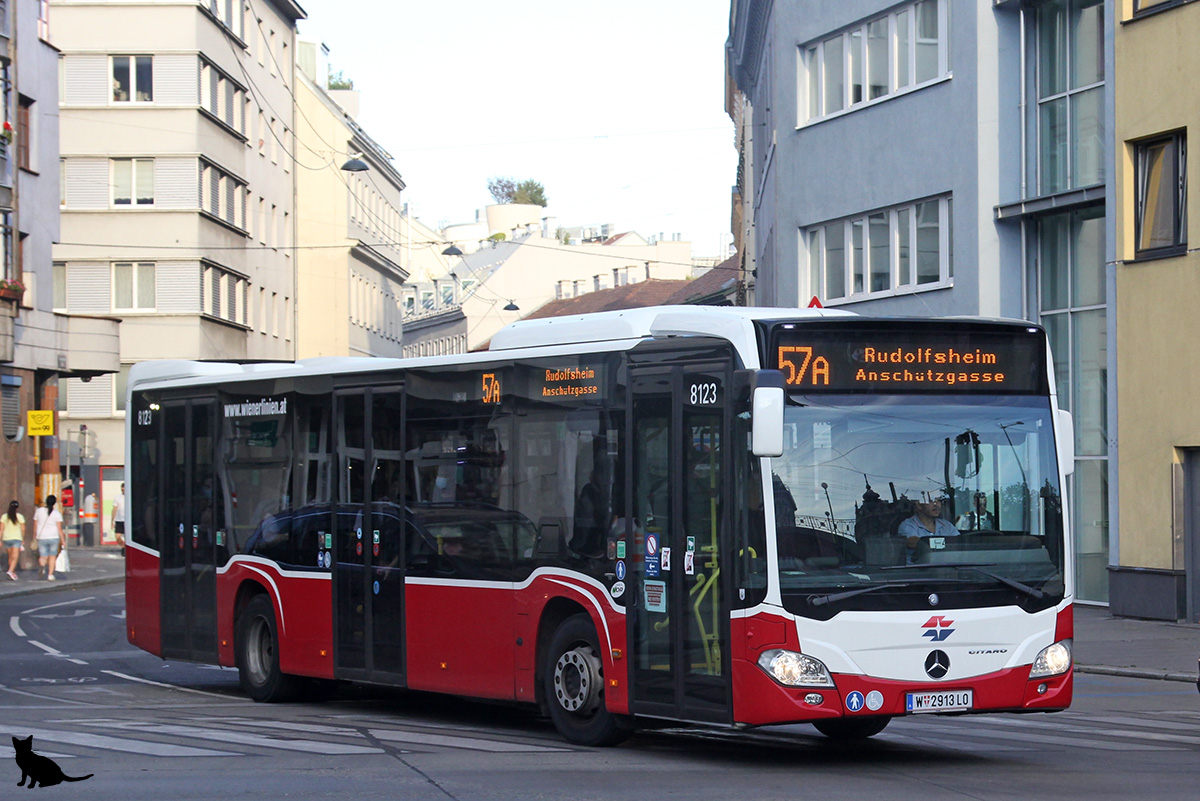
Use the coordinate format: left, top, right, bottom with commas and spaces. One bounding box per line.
112, 56, 153, 102
202, 264, 247, 324
1133, 0, 1195, 13
17, 96, 31, 172
53, 261, 66, 309
1035, 0, 1104, 195
1134, 132, 1187, 257
37, 0, 49, 40
1034, 205, 1106, 602
1, 375, 22, 441
805, 196, 952, 303
200, 161, 247, 229
113, 262, 156, 310
801, 0, 950, 124
112, 158, 154, 206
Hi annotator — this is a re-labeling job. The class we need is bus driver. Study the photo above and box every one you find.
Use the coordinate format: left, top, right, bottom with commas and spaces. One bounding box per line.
898, 494, 959, 561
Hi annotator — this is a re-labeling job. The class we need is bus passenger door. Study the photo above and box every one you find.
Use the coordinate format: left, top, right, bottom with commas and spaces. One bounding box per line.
628, 365, 731, 725
159, 398, 220, 663
333, 386, 406, 685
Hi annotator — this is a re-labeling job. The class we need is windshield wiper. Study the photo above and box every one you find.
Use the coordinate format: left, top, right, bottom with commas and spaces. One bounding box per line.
808, 582, 913, 607
883, 562, 1044, 600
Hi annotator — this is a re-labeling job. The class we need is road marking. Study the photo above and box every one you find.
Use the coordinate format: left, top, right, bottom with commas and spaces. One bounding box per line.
981, 714, 1200, 747
101, 670, 242, 700
21, 596, 96, 614
896, 719, 1177, 751
30, 609, 95, 619
10, 615, 24, 637
13, 725, 241, 757
220, 717, 364, 736
26, 640, 89, 666
91, 720, 383, 755
369, 728, 569, 752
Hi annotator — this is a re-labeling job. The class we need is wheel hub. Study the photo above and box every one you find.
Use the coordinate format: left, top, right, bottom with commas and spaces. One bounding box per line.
553, 646, 602, 714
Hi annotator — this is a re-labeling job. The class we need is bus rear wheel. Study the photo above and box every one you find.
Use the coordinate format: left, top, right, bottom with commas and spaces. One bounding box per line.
544, 614, 632, 747
236, 595, 304, 702
812, 716, 890, 739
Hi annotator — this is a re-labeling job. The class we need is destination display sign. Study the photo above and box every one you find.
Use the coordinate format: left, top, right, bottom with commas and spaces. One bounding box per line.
769, 324, 1047, 394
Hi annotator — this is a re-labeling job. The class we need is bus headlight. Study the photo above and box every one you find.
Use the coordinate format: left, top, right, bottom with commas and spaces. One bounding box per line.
757, 649, 835, 687
1029, 639, 1072, 678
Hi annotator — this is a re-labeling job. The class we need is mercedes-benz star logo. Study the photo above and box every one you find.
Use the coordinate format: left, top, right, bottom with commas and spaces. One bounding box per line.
925, 649, 950, 679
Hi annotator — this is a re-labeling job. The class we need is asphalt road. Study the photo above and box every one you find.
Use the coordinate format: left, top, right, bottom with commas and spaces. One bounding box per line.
3, 586, 1199, 801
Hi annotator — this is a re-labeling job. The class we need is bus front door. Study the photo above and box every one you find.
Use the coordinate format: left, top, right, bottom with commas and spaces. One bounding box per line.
628, 365, 731, 725
159, 399, 220, 663
333, 386, 406, 684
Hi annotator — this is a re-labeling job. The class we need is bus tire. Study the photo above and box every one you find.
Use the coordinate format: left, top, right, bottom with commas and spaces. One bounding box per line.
812, 716, 890, 739
236, 595, 304, 703
544, 614, 632, 747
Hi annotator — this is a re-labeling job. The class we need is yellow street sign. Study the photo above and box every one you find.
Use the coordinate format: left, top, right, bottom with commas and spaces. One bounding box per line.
27, 410, 54, 436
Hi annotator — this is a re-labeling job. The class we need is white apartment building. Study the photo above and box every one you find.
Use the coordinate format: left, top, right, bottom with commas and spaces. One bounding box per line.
51, 0, 304, 488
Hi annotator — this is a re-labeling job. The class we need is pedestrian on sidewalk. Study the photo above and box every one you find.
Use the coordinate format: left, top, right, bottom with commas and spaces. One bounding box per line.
3, 500, 23, 581
111, 482, 125, 556
33, 495, 65, 581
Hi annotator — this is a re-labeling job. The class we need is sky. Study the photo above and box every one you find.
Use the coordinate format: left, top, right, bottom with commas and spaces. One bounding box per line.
295, 0, 737, 258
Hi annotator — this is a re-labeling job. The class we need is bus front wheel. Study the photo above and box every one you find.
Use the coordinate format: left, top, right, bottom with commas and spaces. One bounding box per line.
544, 614, 632, 747
236, 595, 304, 702
812, 716, 890, 739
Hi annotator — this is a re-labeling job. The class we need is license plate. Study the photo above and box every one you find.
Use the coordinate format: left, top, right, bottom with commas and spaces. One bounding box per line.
905, 689, 973, 713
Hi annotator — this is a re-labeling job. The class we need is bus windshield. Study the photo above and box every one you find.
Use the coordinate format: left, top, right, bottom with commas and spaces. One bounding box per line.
770, 394, 1066, 617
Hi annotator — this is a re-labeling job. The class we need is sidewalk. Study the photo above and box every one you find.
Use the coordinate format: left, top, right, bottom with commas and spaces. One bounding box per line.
2, 549, 1197, 685
0, 546, 126, 598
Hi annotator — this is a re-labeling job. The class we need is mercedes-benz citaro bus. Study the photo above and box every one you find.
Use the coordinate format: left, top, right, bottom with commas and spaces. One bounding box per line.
124, 306, 1073, 746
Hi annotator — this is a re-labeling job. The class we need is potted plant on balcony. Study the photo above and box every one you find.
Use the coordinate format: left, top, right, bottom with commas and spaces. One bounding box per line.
0, 278, 25, 302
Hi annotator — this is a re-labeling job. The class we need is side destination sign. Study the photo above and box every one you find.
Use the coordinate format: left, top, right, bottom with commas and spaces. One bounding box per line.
770, 324, 1047, 394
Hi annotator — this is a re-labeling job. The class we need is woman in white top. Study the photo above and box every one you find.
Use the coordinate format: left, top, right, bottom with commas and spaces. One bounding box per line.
3, 500, 24, 581
33, 495, 66, 581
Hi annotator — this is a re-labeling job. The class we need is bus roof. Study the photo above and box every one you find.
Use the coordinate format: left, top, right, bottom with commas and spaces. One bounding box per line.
128, 306, 861, 393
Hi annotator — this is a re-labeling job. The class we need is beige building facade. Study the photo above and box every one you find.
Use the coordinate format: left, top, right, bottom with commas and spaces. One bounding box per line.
51, 0, 304, 480
1112, 0, 1199, 620
294, 41, 408, 359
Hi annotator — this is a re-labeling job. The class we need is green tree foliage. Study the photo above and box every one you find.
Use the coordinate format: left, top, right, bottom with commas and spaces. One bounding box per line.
328, 70, 354, 90
512, 179, 548, 207
487, 176, 547, 207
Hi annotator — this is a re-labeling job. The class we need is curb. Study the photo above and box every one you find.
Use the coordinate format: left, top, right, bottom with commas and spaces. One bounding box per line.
0, 575, 123, 600
1075, 664, 1198, 684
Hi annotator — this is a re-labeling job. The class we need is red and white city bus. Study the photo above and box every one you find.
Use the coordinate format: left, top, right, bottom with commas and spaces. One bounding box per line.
124, 306, 1074, 745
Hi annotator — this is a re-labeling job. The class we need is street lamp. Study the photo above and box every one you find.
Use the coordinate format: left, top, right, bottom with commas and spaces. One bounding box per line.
341, 153, 369, 172
442, 245, 464, 257
504, 300, 520, 311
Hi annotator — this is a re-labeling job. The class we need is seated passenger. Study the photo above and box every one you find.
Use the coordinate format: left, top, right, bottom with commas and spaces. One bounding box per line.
897, 496, 959, 562
955, 492, 996, 531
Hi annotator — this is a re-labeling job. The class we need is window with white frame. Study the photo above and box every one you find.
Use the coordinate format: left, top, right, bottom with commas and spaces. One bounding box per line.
206, 0, 244, 39
200, 161, 247, 229
112, 56, 152, 102
200, 59, 246, 134
113, 262, 156, 310
801, 0, 950, 124
805, 196, 952, 303
112, 158, 154, 206
201, 263, 247, 324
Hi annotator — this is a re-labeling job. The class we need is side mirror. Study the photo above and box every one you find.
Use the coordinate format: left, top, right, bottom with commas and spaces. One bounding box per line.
751, 370, 786, 458
1057, 409, 1075, 477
